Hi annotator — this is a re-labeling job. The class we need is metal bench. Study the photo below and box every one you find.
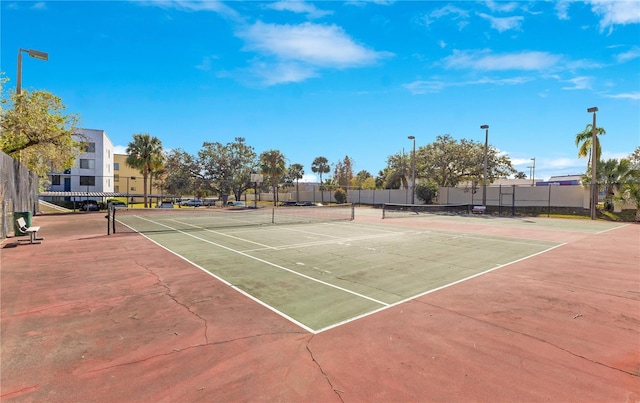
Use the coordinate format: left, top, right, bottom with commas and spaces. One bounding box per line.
472, 205, 486, 214
16, 217, 43, 244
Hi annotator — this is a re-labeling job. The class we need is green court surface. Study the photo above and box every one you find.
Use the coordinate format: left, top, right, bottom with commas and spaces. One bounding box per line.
378, 209, 626, 233
117, 211, 563, 332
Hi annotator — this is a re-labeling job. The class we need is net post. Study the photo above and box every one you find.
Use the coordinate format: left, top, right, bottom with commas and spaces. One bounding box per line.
112, 208, 117, 234
350, 203, 355, 221
271, 207, 275, 224
107, 207, 111, 235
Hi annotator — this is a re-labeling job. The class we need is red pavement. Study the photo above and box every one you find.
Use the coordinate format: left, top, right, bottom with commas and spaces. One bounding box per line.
1, 212, 638, 402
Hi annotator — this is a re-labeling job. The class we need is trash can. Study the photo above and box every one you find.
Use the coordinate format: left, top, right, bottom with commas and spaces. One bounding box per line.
14, 211, 33, 236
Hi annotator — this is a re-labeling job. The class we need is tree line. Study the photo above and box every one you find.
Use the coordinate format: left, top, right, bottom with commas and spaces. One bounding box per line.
2, 80, 639, 216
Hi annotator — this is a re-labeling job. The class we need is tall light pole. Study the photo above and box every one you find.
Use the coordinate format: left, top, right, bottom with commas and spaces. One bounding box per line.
480, 125, 489, 206
530, 157, 536, 186
587, 107, 598, 220
17, 48, 49, 95
408, 136, 416, 204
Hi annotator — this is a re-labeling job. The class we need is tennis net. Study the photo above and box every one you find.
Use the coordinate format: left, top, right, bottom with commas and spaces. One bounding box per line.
109, 203, 355, 234
382, 203, 470, 219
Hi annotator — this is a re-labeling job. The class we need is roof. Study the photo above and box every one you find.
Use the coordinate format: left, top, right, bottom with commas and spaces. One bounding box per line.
39, 192, 177, 198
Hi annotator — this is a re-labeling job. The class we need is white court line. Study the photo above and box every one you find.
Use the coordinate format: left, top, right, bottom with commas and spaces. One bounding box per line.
314, 241, 568, 334
172, 219, 276, 250
131, 215, 389, 307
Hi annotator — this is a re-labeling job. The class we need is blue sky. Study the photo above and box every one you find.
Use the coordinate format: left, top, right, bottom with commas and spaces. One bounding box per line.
2, 0, 639, 182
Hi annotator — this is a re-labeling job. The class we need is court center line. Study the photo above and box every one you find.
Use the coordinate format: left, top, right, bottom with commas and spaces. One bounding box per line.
171, 219, 277, 250
132, 215, 390, 307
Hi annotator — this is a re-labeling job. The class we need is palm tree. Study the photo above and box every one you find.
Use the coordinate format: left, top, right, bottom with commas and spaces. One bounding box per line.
288, 163, 304, 202
126, 133, 164, 208
260, 150, 286, 206
311, 156, 330, 203
575, 124, 606, 163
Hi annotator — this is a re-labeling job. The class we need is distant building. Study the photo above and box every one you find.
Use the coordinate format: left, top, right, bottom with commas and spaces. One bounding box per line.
536, 175, 583, 186
114, 154, 167, 202
45, 128, 114, 199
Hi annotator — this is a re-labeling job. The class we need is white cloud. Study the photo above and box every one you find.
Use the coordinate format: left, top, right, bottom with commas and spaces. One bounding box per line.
554, 0, 572, 20
478, 13, 524, 32
114, 145, 127, 154
266, 1, 333, 19
484, 1, 520, 13
237, 22, 392, 69
422, 5, 470, 27
588, 0, 640, 31
442, 49, 561, 71
561, 76, 593, 90
404, 75, 531, 94
616, 46, 640, 63
601, 92, 640, 100
251, 61, 319, 86
137, 0, 240, 20
31, 2, 47, 10
195, 55, 218, 71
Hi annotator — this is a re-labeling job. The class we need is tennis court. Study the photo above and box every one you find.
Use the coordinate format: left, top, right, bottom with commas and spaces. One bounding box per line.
2, 207, 637, 402
112, 205, 567, 332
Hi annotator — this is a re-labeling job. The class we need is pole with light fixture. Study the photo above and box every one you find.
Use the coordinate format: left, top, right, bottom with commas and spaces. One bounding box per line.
407, 136, 416, 204
530, 157, 536, 186
480, 125, 489, 206
587, 107, 598, 220
17, 48, 49, 95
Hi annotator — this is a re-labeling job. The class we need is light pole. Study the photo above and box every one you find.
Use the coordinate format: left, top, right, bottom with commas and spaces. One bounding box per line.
408, 136, 416, 204
17, 48, 49, 95
530, 157, 536, 186
587, 107, 598, 220
480, 125, 489, 206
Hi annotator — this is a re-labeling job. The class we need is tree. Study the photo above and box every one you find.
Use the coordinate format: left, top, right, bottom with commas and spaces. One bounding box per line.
584, 158, 637, 211
1, 85, 81, 188
352, 170, 375, 190
575, 123, 606, 163
387, 134, 516, 187
197, 138, 258, 203
334, 187, 347, 204
628, 146, 640, 169
381, 152, 410, 189
163, 148, 197, 196
287, 163, 304, 202
126, 133, 164, 208
311, 156, 330, 202
617, 180, 640, 221
514, 171, 527, 179
333, 155, 354, 188
260, 149, 287, 206
415, 181, 438, 204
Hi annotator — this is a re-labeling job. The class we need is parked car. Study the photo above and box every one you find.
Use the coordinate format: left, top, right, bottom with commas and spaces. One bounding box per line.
80, 200, 99, 211
157, 201, 174, 209
202, 198, 217, 207
181, 199, 203, 207
279, 201, 297, 206
108, 200, 127, 210
227, 201, 245, 207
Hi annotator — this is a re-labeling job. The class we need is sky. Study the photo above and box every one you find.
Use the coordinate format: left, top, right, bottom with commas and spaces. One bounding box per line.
2, 0, 639, 182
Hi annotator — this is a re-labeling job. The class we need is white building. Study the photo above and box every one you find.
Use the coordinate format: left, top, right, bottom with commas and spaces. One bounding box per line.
46, 128, 114, 197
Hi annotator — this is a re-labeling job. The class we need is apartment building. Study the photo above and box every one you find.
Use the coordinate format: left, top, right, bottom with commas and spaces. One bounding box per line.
46, 128, 114, 198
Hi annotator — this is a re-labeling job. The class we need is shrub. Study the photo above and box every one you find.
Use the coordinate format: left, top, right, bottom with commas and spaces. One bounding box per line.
334, 188, 347, 204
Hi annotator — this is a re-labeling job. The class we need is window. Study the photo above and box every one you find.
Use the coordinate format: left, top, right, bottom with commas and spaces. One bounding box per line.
83, 142, 96, 153
80, 159, 95, 169
114, 174, 120, 182
51, 175, 61, 185
79, 176, 95, 186
114, 162, 119, 170
114, 185, 120, 193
